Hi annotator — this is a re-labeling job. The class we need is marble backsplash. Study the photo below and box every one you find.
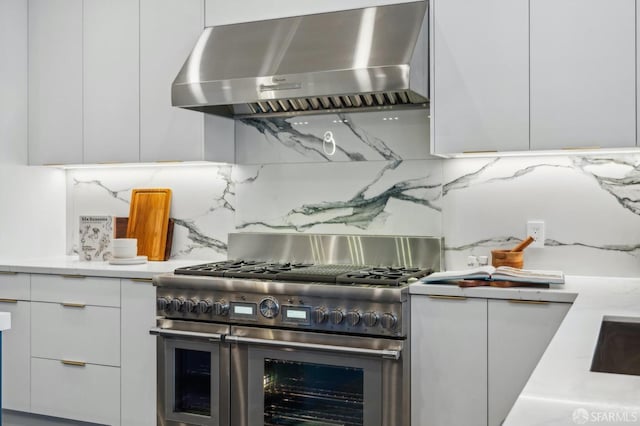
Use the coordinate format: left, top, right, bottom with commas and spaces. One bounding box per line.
65, 111, 640, 277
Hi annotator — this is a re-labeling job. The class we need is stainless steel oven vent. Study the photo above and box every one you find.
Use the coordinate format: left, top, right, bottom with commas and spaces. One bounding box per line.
172, 2, 429, 119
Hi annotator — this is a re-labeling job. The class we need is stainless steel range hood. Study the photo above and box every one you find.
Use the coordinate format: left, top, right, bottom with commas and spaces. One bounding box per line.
172, 1, 429, 118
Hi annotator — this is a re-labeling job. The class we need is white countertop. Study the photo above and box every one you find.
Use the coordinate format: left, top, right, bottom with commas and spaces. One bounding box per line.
0, 256, 207, 279
0, 312, 10, 331
412, 276, 640, 425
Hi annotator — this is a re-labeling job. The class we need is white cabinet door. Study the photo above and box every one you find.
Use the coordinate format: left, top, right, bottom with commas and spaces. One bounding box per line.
31, 357, 120, 425
487, 299, 570, 426
411, 295, 488, 426
432, 0, 529, 154
530, 0, 635, 149
83, 0, 139, 163
121, 279, 156, 426
0, 0, 28, 165
31, 302, 121, 367
140, 0, 204, 162
0, 300, 30, 412
28, 0, 83, 165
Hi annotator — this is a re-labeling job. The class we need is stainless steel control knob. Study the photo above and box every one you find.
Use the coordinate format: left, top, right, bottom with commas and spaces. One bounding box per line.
184, 299, 198, 313
363, 312, 379, 327
170, 297, 185, 313
213, 301, 229, 316
313, 307, 328, 324
197, 299, 212, 314
156, 297, 171, 311
380, 313, 398, 330
330, 309, 344, 324
346, 311, 361, 327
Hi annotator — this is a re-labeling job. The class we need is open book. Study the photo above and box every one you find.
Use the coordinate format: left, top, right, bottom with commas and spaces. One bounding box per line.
420, 266, 564, 285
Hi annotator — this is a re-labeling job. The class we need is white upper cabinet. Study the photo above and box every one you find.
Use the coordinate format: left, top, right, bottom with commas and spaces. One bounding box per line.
140, 0, 205, 162
0, 0, 28, 165
530, 0, 635, 149
83, 0, 140, 163
28, 0, 83, 165
432, 0, 529, 154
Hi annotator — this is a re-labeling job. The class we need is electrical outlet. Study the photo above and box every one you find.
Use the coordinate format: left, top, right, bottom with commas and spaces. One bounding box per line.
527, 221, 545, 248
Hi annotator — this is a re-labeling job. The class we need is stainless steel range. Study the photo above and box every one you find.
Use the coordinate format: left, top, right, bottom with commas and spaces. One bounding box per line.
151, 233, 442, 426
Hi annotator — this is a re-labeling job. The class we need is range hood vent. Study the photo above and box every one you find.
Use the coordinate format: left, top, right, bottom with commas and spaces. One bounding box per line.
172, 1, 429, 119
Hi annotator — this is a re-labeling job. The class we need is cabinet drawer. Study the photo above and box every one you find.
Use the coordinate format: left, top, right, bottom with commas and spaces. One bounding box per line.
0, 272, 29, 300
31, 274, 120, 307
31, 302, 120, 366
31, 357, 120, 425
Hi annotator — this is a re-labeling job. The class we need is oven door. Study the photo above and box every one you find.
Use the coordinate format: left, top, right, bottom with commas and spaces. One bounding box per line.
151, 321, 230, 426
228, 326, 407, 426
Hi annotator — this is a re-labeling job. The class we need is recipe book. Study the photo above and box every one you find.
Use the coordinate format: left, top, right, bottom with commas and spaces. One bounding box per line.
420, 265, 564, 285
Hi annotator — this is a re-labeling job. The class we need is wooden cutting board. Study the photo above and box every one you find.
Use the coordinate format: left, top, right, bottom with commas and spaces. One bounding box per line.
126, 188, 172, 261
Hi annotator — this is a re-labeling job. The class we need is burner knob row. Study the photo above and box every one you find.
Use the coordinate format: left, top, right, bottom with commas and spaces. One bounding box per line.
319, 308, 397, 330
157, 297, 228, 316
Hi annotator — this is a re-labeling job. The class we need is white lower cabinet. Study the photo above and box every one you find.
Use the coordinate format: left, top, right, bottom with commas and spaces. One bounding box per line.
121, 279, 157, 426
31, 301, 120, 367
30, 357, 120, 425
487, 299, 570, 426
411, 295, 488, 426
0, 272, 31, 412
0, 299, 30, 412
411, 294, 571, 426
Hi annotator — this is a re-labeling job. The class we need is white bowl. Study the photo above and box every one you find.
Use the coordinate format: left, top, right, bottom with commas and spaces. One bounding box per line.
112, 238, 137, 258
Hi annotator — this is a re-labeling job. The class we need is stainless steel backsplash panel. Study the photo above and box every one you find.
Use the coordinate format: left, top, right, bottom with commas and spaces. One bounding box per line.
228, 233, 442, 271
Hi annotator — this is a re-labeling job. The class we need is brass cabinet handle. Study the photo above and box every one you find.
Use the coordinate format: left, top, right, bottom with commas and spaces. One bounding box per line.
462, 150, 498, 154
508, 299, 549, 305
61, 274, 85, 279
427, 295, 468, 301
61, 360, 86, 367
61, 302, 86, 308
0, 298, 18, 304
0, 271, 17, 275
131, 278, 153, 283
561, 146, 600, 151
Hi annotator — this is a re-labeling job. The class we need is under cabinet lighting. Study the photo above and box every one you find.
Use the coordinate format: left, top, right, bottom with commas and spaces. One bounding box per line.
439, 147, 640, 159
47, 161, 230, 170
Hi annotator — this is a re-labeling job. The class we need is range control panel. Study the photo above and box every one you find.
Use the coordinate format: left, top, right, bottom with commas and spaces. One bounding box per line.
155, 288, 406, 338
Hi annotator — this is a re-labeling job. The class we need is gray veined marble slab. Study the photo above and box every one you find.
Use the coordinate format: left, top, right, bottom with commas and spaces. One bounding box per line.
66, 165, 235, 260
233, 159, 442, 236
235, 109, 433, 164
441, 155, 640, 276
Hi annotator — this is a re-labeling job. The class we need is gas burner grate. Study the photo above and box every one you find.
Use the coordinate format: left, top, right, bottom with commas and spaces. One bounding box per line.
224, 263, 314, 279
174, 260, 265, 277
336, 267, 433, 286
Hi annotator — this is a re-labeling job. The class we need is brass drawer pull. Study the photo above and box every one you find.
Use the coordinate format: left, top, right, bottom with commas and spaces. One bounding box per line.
61, 275, 85, 279
61, 302, 86, 308
131, 278, 153, 283
61, 360, 86, 367
508, 299, 549, 305
0, 298, 18, 304
0, 271, 17, 275
427, 295, 468, 301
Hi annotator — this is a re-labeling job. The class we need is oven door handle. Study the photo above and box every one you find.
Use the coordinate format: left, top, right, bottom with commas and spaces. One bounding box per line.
225, 335, 401, 360
149, 327, 222, 342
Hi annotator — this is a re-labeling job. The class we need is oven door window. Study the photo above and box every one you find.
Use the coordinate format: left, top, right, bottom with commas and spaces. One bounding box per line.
248, 348, 382, 426
165, 339, 221, 426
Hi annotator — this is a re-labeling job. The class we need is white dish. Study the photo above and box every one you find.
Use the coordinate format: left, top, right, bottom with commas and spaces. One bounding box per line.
109, 255, 148, 265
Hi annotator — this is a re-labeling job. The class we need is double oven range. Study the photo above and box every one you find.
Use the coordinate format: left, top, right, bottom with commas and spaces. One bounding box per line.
151, 233, 442, 426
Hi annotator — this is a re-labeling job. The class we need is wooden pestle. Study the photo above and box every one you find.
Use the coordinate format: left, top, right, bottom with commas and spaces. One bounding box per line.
511, 236, 535, 252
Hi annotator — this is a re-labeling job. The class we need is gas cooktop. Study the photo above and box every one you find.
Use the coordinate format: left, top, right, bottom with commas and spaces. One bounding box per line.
174, 260, 432, 286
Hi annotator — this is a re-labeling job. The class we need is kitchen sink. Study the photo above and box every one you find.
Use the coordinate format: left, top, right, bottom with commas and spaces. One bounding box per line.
591, 316, 640, 376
